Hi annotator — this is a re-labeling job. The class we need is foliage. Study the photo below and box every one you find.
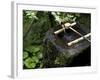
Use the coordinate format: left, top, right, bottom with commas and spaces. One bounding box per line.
23, 51, 28, 59
23, 45, 43, 69
52, 12, 80, 23
23, 10, 90, 69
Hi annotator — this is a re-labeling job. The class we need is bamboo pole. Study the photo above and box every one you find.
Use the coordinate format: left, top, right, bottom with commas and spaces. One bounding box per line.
69, 27, 91, 42
54, 22, 90, 42
67, 33, 91, 46
54, 28, 65, 34
54, 22, 76, 34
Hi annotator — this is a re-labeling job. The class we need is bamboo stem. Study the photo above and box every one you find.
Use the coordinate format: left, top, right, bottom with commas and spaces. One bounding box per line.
67, 33, 91, 46
69, 27, 91, 42
54, 22, 76, 34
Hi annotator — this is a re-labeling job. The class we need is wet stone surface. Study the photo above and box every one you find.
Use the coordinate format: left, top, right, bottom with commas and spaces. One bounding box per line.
43, 23, 91, 67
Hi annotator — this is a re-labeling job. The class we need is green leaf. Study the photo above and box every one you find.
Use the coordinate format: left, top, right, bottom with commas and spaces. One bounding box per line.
25, 45, 40, 53
34, 46, 40, 53
40, 63, 43, 68
54, 57, 60, 64
37, 52, 43, 59
23, 51, 28, 59
24, 58, 36, 68
32, 56, 39, 63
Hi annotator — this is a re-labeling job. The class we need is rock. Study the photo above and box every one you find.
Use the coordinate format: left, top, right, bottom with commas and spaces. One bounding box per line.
43, 23, 91, 68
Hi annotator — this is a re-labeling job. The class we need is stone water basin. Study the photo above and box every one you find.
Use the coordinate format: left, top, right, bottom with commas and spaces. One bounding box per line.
43, 23, 91, 67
